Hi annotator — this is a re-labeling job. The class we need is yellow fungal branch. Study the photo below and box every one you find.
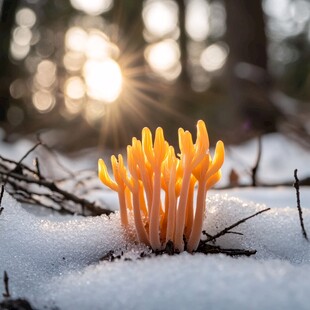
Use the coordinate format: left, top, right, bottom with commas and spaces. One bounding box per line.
98, 120, 225, 252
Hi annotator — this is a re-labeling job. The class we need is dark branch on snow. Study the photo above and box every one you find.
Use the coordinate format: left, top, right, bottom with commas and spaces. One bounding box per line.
197, 243, 256, 257
251, 136, 262, 187
2, 271, 10, 298
34, 157, 42, 180
202, 207, 270, 244
16, 140, 42, 169
0, 138, 112, 216
0, 184, 4, 213
294, 169, 308, 241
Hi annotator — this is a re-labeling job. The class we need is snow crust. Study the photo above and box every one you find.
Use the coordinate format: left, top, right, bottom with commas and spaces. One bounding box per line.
1, 189, 310, 309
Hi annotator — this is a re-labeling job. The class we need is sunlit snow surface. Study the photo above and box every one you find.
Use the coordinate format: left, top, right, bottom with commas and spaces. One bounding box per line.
1, 132, 310, 309
1, 190, 310, 310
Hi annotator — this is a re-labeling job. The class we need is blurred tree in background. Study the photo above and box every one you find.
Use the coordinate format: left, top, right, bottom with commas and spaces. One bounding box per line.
0, 0, 309, 150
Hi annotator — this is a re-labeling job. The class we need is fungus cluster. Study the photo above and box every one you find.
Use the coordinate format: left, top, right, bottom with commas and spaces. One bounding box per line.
98, 120, 224, 252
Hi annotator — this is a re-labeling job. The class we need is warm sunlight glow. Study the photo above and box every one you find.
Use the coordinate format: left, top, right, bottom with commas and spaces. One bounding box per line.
70, 0, 113, 16
200, 43, 228, 72
186, 0, 210, 41
85, 99, 106, 125
85, 30, 119, 60
83, 58, 122, 103
143, 0, 178, 38
63, 25, 122, 117
65, 76, 85, 100
145, 39, 181, 80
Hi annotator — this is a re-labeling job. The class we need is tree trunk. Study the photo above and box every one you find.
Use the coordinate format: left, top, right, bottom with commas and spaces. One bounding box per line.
0, 0, 19, 121
224, 0, 279, 139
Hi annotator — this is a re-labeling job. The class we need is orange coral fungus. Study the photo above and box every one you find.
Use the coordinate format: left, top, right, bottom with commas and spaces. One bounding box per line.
98, 120, 225, 252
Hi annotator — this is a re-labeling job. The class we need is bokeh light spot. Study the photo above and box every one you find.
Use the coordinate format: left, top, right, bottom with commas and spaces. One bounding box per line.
86, 30, 118, 60
15, 8, 36, 28
35, 60, 57, 89
200, 43, 228, 72
65, 27, 88, 53
143, 0, 178, 38
70, 0, 113, 16
65, 76, 85, 100
32, 90, 55, 113
186, 0, 210, 41
10, 41, 30, 60
13, 27, 32, 46
145, 39, 181, 80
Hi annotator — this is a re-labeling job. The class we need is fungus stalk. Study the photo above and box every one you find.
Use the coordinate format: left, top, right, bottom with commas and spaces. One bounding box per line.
98, 120, 225, 253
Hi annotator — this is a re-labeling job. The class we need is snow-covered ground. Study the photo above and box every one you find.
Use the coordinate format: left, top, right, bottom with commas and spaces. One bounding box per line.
1, 132, 310, 309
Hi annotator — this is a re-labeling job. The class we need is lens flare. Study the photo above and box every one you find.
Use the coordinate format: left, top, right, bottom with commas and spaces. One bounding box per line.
83, 58, 122, 103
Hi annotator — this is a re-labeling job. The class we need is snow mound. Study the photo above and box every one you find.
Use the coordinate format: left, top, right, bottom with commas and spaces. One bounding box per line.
45, 254, 310, 310
1, 190, 310, 309
204, 194, 310, 263
0, 191, 128, 299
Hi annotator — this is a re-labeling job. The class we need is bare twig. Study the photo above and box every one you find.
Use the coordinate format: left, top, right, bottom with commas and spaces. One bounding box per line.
251, 136, 262, 187
2, 271, 10, 298
196, 243, 256, 257
41, 142, 75, 178
294, 169, 308, 241
0, 184, 4, 207
0, 155, 39, 177
0, 137, 112, 216
16, 140, 42, 168
202, 207, 271, 243
1, 170, 112, 216
34, 157, 42, 180
196, 208, 270, 256
1, 139, 43, 189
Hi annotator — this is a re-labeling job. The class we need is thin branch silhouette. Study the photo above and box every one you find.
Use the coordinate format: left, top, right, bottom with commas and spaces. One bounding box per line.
294, 169, 308, 241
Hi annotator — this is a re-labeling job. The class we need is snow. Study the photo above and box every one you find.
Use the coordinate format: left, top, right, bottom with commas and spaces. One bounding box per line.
1, 132, 310, 309
220, 133, 310, 186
